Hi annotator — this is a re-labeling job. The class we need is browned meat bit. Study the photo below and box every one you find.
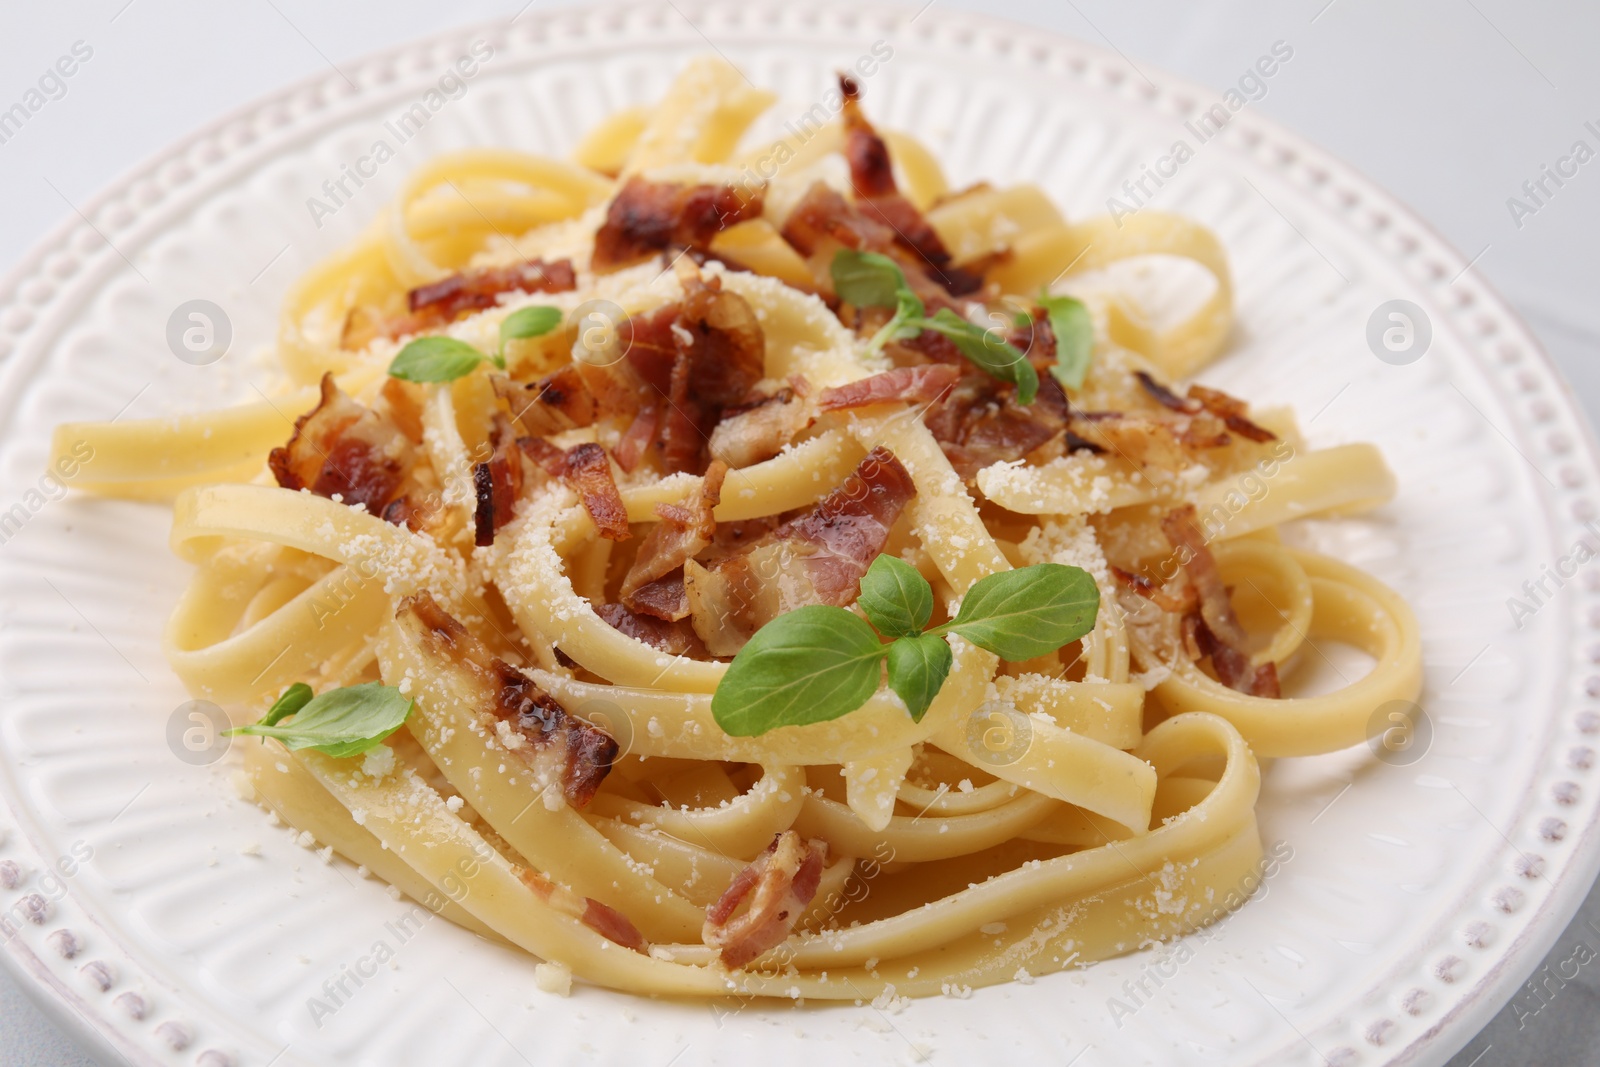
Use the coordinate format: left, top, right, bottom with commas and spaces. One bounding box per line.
816, 364, 961, 412
703, 831, 828, 970
595, 602, 708, 658
924, 366, 1075, 481
342, 258, 577, 348
773, 445, 917, 605
591, 176, 766, 272
618, 461, 728, 619
396, 592, 620, 807
837, 74, 980, 296
684, 447, 917, 656
1159, 505, 1280, 698
471, 432, 630, 547
409, 258, 577, 320
269, 373, 424, 522
707, 384, 814, 469
621, 267, 767, 475
1135, 371, 1277, 444
516, 866, 649, 953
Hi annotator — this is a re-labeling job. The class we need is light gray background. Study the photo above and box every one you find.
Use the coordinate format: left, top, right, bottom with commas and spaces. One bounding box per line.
1, 1, 1596, 1064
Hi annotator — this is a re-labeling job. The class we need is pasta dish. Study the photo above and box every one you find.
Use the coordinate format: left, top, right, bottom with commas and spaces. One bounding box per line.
50, 58, 1420, 1001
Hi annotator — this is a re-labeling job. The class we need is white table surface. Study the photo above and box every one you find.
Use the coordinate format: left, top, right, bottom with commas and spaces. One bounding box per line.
1, 2, 1597, 1064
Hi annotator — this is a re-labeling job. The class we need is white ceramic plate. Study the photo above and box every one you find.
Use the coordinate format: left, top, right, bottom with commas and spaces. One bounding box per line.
1, 4, 1595, 1065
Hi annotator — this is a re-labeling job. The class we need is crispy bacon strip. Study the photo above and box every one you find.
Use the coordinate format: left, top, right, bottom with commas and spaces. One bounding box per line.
621, 267, 767, 474
1110, 564, 1195, 614
595, 602, 708, 657
838, 74, 969, 287
516, 866, 648, 953
619, 461, 728, 615
703, 831, 828, 970
775, 446, 916, 604
564, 443, 631, 542
396, 592, 620, 808
924, 369, 1074, 480
1187, 383, 1278, 443
410, 258, 577, 320
269, 373, 417, 518
342, 259, 577, 347
1136, 371, 1277, 444
817, 364, 962, 412
1160, 505, 1280, 698
592, 177, 766, 271
707, 387, 813, 469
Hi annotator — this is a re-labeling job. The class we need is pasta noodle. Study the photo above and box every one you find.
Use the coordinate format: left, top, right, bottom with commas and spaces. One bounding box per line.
49, 57, 1421, 1001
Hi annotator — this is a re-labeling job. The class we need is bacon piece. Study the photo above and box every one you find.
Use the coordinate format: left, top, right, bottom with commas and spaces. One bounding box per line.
817, 365, 961, 412
396, 593, 619, 808
493, 367, 596, 437
613, 404, 658, 473
627, 574, 690, 622
409, 258, 577, 321
774, 446, 916, 604
581, 898, 649, 952
563, 443, 631, 542
708, 387, 813, 469
269, 373, 417, 517
1135, 370, 1200, 414
837, 74, 975, 294
595, 602, 708, 658
1187, 384, 1277, 443
1135, 371, 1277, 445
923, 368, 1073, 480
1110, 564, 1195, 614
516, 866, 648, 953
703, 831, 828, 970
1160, 505, 1280, 698
472, 414, 537, 547
1071, 407, 1232, 470
622, 268, 767, 474
619, 462, 728, 611
343, 259, 577, 348
592, 177, 766, 272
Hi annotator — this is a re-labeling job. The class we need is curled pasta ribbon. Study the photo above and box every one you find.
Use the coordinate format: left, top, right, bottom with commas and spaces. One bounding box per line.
930, 187, 1233, 380
1152, 548, 1423, 758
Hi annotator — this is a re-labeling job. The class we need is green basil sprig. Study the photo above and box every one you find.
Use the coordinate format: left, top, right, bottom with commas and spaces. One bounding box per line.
387, 305, 563, 382
226, 681, 414, 759
830, 250, 1038, 404
711, 555, 1099, 736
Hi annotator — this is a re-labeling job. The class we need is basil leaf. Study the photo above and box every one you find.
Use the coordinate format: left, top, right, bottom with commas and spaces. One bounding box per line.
831, 249, 909, 309
886, 633, 952, 723
500, 305, 563, 343
926, 307, 1039, 405
942, 563, 1100, 661
262, 682, 314, 727
227, 682, 414, 758
388, 337, 486, 382
712, 605, 888, 737
857, 555, 933, 639
1041, 296, 1093, 391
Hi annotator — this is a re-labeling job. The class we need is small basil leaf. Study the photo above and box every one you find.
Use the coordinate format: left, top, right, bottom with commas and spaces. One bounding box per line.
388, 337, 486, 383
866, 288, 927, 356
227, 682, 414, 758
886, 633, 953, 723
926, 307, 1039, 405
500, 305, 564, 343
712, 605, 888, 737
1040, 296, 1094, 391
831, 249, 911, 310
857, 555, 933, 639
262, 682, 314, 727
944, 563, 1100, 661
